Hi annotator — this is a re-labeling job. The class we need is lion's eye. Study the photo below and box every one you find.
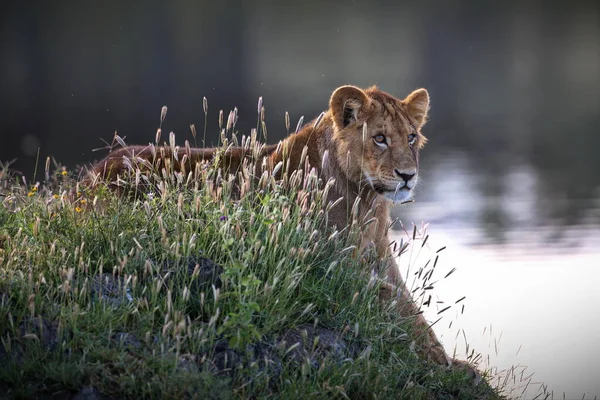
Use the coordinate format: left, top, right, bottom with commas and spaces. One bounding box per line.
373, 134, 387, 146
408, 133, 417, 146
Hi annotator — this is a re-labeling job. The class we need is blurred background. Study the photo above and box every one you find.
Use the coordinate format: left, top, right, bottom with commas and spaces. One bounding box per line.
1, 0, 599, 397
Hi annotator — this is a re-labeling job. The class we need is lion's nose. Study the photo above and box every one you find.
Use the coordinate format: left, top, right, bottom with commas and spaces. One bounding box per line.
394, 169, 415, 183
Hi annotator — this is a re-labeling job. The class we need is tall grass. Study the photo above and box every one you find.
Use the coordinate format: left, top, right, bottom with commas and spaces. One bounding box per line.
0, 109, 505, 399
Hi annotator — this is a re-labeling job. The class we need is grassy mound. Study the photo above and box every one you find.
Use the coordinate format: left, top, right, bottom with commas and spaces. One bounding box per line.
0, 138, 503, 399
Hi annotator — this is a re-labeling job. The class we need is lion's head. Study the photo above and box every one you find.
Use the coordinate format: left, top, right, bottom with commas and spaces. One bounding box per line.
329, 85, 429, 203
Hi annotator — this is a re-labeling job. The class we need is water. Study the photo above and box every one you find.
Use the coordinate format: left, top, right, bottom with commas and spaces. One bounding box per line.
398, 232, 600, 398
392, 154, 600, 398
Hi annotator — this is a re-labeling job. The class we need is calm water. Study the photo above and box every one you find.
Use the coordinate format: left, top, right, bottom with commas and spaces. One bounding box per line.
393, 154, 600, 398
2, 1, 600, 397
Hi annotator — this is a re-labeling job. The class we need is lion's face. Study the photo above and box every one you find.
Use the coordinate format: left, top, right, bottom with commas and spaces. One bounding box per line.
330, 85, 429, 203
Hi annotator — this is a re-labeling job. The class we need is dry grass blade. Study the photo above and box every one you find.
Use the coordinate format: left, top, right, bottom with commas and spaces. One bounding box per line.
114, 135, 127, 149
444, 267, 457, 279
437, 305, 452, 315
295, 116, 304, 134
313, 112, 325, 129
285, 111, 290, 132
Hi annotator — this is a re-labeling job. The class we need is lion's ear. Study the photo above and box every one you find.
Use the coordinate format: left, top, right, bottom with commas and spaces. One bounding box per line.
403, 88, 430, 127
330, 85, 370, 130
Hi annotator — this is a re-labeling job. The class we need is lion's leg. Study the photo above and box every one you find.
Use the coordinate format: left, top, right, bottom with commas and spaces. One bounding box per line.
379, 258, 482, 384
378, 264, 450, 366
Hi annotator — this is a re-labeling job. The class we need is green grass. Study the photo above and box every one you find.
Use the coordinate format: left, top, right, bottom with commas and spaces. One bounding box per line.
0, 135, 505, 399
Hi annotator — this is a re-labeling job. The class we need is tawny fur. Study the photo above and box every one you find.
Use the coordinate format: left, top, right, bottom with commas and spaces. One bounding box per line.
84, 85, 477, 377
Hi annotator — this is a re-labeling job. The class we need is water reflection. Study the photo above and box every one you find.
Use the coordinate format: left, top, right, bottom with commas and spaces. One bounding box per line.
391, 155, 600, 398
399, 154, 600, 249
392, 229, 600, 399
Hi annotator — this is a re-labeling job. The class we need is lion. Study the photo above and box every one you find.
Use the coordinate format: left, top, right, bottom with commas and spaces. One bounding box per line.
84, 85, 478, 379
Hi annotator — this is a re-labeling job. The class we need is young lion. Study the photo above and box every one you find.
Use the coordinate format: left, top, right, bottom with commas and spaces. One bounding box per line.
85, 85, 477, 377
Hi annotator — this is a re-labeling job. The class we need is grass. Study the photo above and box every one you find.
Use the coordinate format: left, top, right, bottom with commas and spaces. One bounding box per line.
0, 118, 506, 399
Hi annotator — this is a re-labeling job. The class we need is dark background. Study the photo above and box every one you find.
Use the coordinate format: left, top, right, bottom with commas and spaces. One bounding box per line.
2, 0, 599, 244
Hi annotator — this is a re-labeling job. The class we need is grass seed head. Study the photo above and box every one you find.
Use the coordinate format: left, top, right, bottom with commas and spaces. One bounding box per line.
295, 115, 304, 134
